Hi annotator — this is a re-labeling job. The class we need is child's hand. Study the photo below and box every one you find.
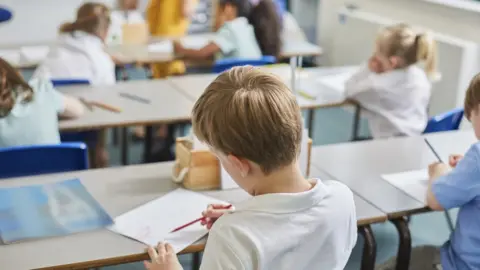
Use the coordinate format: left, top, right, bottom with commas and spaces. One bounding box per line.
428, 162, 450, 179
173, 41, 185, 55
448, 154, 463, 168
201, 204, 234, 230
144, 242, 183, 270
368, 56, 383, 74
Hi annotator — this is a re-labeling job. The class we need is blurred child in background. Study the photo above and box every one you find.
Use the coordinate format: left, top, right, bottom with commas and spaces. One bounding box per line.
345, 23, 437, 139
108, 0, 146, 44
0, 58, 84, 147
34, 2, 115, 167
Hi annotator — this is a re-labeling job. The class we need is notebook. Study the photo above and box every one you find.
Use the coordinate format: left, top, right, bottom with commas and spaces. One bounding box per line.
109, 189, 228, 253
0, 179, 112, 244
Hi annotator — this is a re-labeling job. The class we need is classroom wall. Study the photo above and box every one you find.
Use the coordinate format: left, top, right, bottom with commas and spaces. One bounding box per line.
0, 0, 151, 46
317, 0, 480, 65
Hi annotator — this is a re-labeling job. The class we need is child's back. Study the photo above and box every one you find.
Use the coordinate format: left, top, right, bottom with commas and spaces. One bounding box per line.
34, 3, 115, 86
201, 180, 356, 269
346, 64, 431, 138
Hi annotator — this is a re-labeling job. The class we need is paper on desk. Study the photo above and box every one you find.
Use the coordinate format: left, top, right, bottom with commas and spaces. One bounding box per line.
148, 36, 209, 53
181, 36, 210, 49
20, 46, 49, 63
316, 71, 355, 93
382, 169, 429, 204
148, 41, 173, 53
109, 189, 227, 253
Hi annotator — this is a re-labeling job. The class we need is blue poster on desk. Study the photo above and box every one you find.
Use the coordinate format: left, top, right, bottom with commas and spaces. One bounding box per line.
0, 179, 113, 244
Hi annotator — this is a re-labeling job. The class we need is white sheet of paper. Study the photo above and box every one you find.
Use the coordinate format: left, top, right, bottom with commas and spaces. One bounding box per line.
109, 189, 227, 252
316, 71, 355, 93
299, 128, 309, 177
382, 169, 429, 204
181, 36, 210, 50
147, 41, 173, 53
20, 46, 50, 63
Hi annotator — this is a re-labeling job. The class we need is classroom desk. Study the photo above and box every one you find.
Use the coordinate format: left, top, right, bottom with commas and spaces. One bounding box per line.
310, 166, 387, 270
310, 131, 476, 269
1, 162, 387, 270
57, 80, 194, 163
167, 65, 361, 138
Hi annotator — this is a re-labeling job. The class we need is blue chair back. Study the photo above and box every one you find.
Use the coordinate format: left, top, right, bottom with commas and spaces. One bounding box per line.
0, 7, 12, 23
212, 56, 276, 73
51, 79, 90, 87
0, 143, 88, 179
424, 108, 464, 134
50, 79, 94, 143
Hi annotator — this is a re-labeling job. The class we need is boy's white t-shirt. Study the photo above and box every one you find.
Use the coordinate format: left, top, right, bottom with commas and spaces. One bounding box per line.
345, 65, 431, 138
33, 31, 115, 86
200, 179, 357, 270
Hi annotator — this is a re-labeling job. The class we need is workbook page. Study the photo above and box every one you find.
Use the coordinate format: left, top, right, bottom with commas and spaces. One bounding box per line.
109, 189, 227, 252
382, 169, 429, 204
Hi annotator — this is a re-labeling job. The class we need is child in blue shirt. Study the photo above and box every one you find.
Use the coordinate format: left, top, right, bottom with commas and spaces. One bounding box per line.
378, 73, 480, 270
173, 0, 281, 60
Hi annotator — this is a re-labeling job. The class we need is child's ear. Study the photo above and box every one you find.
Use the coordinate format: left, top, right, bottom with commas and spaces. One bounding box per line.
227, 154, 251, 177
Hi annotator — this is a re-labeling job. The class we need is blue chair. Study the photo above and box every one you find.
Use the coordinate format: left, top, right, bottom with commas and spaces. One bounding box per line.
212, 56, 277, 73
424, 108, 464, 134
0, 143, 88, 179
50, 79, 95, 144
0, 7, 12, 23
51, 79, 90, 87
423, 108, 464, 233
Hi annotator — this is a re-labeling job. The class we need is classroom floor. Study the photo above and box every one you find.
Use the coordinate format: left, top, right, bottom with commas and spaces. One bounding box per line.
21, 69, 455, 270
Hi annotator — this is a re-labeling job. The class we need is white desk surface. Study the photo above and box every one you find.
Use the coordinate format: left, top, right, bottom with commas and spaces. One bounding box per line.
58, 80, 193, 131
312, 130, 477, 218
2, 161, 387, 269
168, 66, 356, 110
2, 34, 322, 69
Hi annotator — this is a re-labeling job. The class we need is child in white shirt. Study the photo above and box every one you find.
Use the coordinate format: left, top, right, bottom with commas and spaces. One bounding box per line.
34, 2, 115, 86
345, 23, 437, 139
33, 2, 115, 167
107, 0, 146, 45
144, 66, 357, 270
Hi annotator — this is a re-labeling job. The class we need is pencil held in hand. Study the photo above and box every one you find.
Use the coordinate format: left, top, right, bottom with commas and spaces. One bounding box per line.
170, 204, 233, 233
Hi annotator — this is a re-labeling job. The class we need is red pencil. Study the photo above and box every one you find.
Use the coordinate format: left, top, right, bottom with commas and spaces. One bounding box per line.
170, 204, 233, 233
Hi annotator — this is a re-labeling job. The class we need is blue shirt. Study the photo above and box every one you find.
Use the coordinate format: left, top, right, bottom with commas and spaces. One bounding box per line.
212, 17, 262, 60
432, 142, 480, 270
0, 78, 64, 147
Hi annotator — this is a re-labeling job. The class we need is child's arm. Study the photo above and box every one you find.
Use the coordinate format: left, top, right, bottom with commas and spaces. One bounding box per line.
181, 0, 196, 18
60, 95, 85, 118
174, 41, 220, 60
344, 65, 377, 97
426, 144, 480, 211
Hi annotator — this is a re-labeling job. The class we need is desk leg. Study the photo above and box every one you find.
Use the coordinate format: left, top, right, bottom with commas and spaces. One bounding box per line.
290, 57, 297, 95
392, 218, 411, 270
351, 103, 361, 141
359, 225, 376, 270
307, 109, 315, 138
121, 127, 129, 165
143, 126, 154, 163
297, 56, 303, 67
192, 252, 201, 270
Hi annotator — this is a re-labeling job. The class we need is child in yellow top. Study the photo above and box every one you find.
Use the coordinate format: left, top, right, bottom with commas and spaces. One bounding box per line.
146, 0, 196, 78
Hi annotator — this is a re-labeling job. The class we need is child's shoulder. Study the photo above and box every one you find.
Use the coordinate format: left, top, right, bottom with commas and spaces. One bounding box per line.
28, 77, 55, 94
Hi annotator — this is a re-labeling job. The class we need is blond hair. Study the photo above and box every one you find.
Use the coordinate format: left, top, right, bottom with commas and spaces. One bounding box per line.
192, 66, 302, 174
377, 23, 438, 78
60, 2, 111, 37
464, 73, 480, 119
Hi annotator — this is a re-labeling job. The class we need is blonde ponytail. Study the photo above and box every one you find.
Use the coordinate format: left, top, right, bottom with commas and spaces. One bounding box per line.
416, 33, 438, 79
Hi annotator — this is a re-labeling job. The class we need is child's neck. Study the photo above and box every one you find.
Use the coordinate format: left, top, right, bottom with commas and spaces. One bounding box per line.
252, 164, 312, 196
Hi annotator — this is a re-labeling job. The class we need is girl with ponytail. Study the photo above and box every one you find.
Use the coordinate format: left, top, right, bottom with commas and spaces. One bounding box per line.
345, 23, 438, 139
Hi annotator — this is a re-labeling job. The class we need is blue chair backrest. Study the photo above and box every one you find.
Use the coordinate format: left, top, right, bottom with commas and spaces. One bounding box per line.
212, 56, 276, 73
0, 7, 12, 23
51, 79, 90, 87
0, 143, 88, 179
50, 79, 92, 143
424, 108, 464, 134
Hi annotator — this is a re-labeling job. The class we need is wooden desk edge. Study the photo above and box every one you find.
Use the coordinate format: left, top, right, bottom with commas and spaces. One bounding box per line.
59, 117, 192, 132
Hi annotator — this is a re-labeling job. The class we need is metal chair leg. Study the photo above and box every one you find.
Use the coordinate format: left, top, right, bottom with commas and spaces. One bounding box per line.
192, 252, 201, 270
391, 218, 412, 270
359, 225, 377, 270
351, 103, 361, 141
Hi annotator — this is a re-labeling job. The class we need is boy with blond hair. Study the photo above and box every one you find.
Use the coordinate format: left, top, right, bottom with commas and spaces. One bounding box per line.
144, 66, 357, 270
